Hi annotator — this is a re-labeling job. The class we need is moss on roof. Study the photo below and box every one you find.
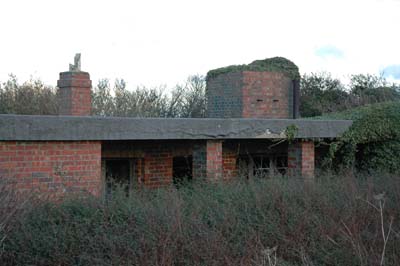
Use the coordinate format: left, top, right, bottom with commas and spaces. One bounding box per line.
206, 57, 300, 81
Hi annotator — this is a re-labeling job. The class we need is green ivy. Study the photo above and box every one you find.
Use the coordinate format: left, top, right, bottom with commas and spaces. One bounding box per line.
285, 124, 299, 143
206, 57, 300, 81
320, 101, 400, 173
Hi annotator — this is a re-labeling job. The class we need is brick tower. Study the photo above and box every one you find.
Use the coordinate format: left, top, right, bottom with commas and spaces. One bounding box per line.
206, 57, 300, 119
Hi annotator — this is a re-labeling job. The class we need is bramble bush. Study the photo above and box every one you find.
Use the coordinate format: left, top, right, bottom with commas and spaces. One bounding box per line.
1, 173, 399, 266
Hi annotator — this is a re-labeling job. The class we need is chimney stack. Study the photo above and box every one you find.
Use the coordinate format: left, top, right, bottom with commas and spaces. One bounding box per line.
57, 53, 92, 116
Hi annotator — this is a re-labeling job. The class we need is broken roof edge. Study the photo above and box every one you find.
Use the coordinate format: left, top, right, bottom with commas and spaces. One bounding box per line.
0, 114, 352, 141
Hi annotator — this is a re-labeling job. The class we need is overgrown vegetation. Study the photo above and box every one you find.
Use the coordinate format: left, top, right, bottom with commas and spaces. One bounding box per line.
206, 57, 300, 80
300, 73, 400, 173
318, 101, 400, 174
1, 174, 399, 265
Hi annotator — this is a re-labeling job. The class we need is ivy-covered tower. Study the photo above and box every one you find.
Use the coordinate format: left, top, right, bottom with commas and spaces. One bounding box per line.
206, 57, 300, 119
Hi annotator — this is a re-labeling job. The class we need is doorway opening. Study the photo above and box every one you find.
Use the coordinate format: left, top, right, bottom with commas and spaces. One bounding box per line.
104, 159, 134, 197
173, 156, 193, 186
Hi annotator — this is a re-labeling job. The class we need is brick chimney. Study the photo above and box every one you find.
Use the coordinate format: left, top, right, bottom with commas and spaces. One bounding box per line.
57, 54, 92, 116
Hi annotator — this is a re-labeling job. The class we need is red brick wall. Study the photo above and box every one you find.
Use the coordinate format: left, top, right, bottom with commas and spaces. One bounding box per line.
143, 146, 173, 188
242, 71, 293, 118
0, 141, 101, 196
206, 140, 223, 181
288, 141, 315, 178
57, 72, 92, 116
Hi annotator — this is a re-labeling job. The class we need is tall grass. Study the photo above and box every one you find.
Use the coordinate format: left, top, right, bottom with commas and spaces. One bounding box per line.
1, 173, 399, 266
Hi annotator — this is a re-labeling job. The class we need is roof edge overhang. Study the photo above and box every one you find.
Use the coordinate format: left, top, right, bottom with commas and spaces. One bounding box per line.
0, 114, 352, 141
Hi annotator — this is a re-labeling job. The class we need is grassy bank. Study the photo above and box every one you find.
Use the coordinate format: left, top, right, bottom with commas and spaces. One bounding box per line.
1, 173, 399, 266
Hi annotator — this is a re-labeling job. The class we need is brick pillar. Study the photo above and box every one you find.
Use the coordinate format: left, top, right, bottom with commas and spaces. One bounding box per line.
192, 140, 223, 181
287, 140, 315, 178
206, 140, 223, 180
57, 71, 92, 116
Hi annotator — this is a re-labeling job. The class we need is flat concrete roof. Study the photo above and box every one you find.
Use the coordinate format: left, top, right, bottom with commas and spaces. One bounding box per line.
0, 115, 352, 141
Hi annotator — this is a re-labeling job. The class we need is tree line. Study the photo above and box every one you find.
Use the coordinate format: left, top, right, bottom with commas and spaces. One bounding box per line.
300, 72, 400, 117
0, 72, 399, 117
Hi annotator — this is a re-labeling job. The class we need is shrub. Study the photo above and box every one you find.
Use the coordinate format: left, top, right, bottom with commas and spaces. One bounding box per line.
1, 174, 399, 265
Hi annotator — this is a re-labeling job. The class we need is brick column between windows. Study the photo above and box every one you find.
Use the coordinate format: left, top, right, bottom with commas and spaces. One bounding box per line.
193, 140, 223, 181
206, 140, 223, 181
287, 140, 315, 178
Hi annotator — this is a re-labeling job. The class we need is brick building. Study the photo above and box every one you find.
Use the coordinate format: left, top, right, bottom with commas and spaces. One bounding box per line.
0, 57, 352, 197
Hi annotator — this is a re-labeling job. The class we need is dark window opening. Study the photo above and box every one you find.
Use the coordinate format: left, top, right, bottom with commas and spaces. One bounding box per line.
253, 156, 271, 178
237, 157, 250, 179
238, 154, 288, 179
173, 156, 193, 186
275, 155, 288, 175
105, 159, 132, 197
257, 99, 263, 102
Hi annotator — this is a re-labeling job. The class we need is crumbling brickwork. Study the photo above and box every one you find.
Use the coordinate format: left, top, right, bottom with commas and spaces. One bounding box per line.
0, 141, 101, 196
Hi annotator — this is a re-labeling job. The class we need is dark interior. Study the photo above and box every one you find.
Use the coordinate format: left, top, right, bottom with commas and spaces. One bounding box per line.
105, 159, 131, 194
173, 156, 193, 185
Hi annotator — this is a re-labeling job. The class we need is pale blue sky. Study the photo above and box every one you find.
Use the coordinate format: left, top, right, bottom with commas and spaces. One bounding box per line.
382, 65, 400, 79
0, 0, 399, 88
315, 46, 344, 59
